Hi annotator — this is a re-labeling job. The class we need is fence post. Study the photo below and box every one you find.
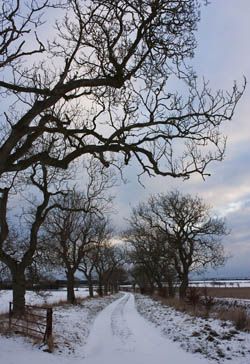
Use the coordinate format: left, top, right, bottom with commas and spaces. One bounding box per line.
45, 307, 53, 341
8, 302, 12, 329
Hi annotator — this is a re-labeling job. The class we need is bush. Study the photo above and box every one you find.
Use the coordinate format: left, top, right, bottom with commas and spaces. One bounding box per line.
217, 308, 250, 331
234, 309, 248, 330
202, 287, 215, 317
158, 287, 168, 298
186, 287, 201, 310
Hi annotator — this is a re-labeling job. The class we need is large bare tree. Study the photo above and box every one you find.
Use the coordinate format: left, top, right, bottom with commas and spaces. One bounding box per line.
0, 1, 244, 305
0, 0, 244, 179
127, 191, 227, 298
41, 159, 115, 303
0, 164, 65, 312
43, 195, 95, 304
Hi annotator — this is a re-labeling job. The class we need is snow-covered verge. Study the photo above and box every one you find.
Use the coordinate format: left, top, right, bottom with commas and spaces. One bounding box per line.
0, 293, 122, 364
214, 297, 250, 314
0, 288, 90, 314
135, 294, 250, 363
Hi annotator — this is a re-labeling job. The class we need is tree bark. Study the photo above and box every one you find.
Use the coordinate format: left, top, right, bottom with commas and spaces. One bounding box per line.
66, 270, 76, 304
167, 278, 175, 297
179, 274, 189, 299
104, 283, 108, 295
12, 267, 26, 313
98, 278, 103, 297
156, 280, 163, 289
88, 275, 94, 298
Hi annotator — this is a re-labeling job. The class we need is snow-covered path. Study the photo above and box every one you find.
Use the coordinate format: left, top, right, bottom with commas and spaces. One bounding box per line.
0, 292, 214, 364
83, 292, 210, 364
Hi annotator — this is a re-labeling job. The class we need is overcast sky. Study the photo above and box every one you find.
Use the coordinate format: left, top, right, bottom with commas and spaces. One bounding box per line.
4, 1, 250, 280
112, 0, 250, 279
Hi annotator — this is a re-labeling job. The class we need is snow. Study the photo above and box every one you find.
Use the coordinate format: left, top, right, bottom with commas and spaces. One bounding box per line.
0, 288, 90, 314
0, 294, 121, 364
83, 292, 209, 364
190, 280, 250, 288
53, 294, 123, 357
1, 292, 250, 364
135, 294, 250, 363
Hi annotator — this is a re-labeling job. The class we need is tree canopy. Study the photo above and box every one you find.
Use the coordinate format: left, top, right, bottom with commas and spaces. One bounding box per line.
0, 0, 244, 180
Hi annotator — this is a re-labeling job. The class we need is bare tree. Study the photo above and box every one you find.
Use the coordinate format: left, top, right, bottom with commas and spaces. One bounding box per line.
125, 216, 176, 295
43, 193, 95, 304
0, 164, 64, 312
42, 159, 115, 303
0, 1, 244, 179
127, 191, 227, 298
84, 218, 124, 296
130, 264, 153, 294
78, 248, 97, 298
0, 1, 244, 305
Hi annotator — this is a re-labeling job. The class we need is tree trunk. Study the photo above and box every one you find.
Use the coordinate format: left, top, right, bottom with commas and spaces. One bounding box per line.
149, 282, 155, 294
157, 281, 163, 289
104, 283, 108, 295
66, 270, 76, 304
12, 267, 26, 313
110, 284, 114, 294
88, 275, 94, 298
98, 278, 103, 297
167, 278, 175, 297
179, 274, 189, 299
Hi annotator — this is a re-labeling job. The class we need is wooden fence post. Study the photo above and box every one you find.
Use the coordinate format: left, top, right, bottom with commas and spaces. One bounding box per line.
45, 307, 53, 341
8, 302, 12, 329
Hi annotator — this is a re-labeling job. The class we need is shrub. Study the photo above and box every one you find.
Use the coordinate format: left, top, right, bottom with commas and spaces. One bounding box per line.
234, 309, 248, 330
186, 287, 201, 310
202, 287, 215, 317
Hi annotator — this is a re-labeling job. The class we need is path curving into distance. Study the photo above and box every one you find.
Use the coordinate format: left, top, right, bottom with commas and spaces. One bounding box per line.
83, 292, 210, 364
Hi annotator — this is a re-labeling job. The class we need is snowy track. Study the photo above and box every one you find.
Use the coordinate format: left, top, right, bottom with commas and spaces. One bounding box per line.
83, 292, 210, 364
0, 292, 215, 363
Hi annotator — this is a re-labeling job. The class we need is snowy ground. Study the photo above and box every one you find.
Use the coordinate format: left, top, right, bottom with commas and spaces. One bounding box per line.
190, 280, 250, 288
1, 292, 250, 364
0, 288, 90, 314
82, 292, 209, 364
0, 293, 121, 364
53, 293, 123, 357
135, 294, 250, 363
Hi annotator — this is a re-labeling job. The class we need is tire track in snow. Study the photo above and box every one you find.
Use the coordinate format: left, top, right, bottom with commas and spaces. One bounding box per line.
110, 293, 134, 351
84, 292, 210, 364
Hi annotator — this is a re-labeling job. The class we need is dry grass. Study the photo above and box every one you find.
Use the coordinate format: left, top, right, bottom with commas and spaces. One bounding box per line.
153, 293, 250, 332
217, 308, 250, 331
46, 334, 55, 353
153, 295, 188, 312
0, 313, 10, 335
39, 295, 88, 309
202, 287, 250, 299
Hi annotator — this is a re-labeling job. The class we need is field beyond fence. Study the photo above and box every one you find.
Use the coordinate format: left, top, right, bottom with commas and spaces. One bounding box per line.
205, 287, 250, 300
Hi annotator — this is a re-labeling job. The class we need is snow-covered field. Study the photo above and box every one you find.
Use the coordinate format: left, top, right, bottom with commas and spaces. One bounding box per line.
135, 294, 250, 363
1, 292, 250, 364
190, 280, 250, 288
0, 288, 90, 314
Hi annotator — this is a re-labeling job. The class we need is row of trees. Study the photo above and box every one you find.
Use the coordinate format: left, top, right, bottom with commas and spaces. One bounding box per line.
0, 1, 243, 311
0, 158, 127, 311
2, 186, 226, 311
42, 208, 125, 303
126, 191, 226, 298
